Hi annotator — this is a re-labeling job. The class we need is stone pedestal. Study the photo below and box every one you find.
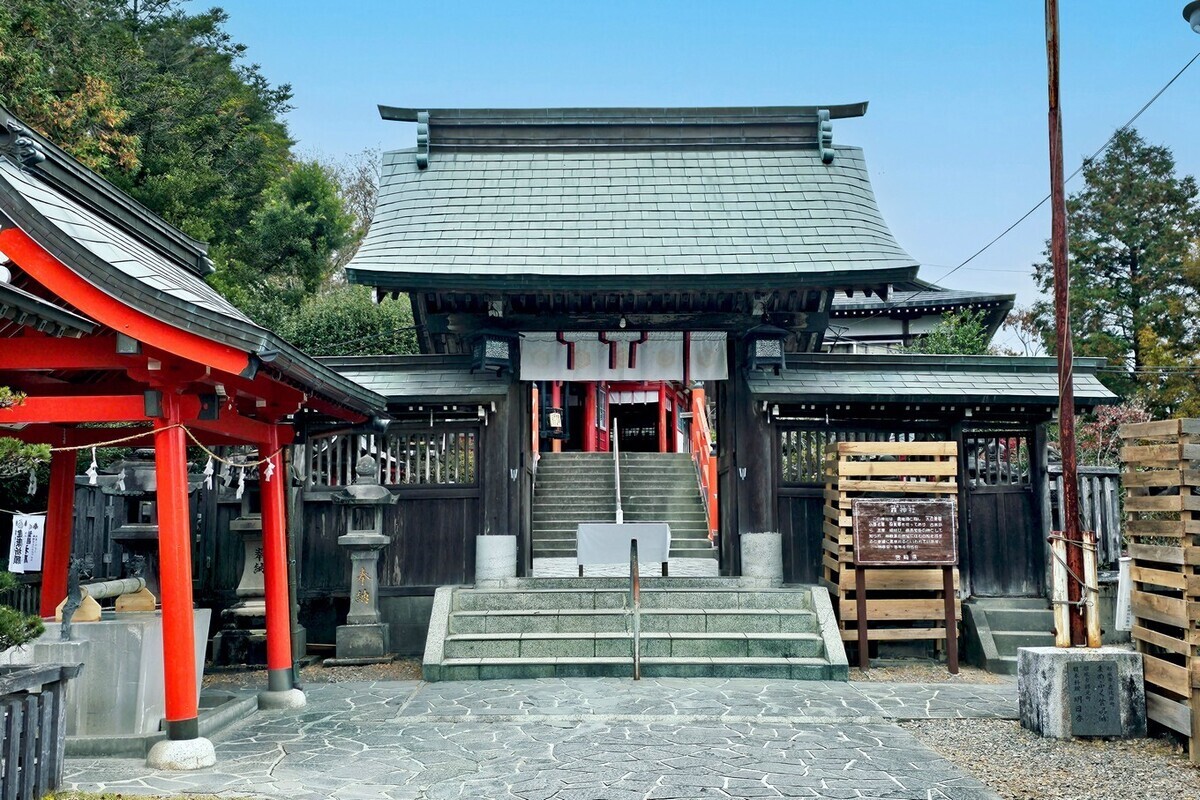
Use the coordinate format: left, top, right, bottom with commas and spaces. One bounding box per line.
212, 514, 268, 666
476, 535, 517, 586
740, 531, 783, 587
1018, 646, 1146, 739
0, 610, 211, 736
330, 532, 392, 664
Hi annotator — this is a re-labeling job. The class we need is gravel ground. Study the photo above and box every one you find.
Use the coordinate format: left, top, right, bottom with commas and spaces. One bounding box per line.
849, 661, 1009, 684
903, 717, 1200, 800
203, 657, 422, 691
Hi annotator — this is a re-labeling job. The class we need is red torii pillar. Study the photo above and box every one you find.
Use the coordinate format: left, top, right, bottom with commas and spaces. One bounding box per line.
257, 424, 305, 709
147, 391, 216, 769
39, 449, 76, 618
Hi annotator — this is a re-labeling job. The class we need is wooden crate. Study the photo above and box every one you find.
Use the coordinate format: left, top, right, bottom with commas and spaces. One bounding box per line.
821, 441, 961, 645
1119, 418, 1200, 762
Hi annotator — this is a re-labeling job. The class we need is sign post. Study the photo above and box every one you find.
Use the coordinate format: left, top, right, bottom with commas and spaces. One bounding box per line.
851, 498, 959, 673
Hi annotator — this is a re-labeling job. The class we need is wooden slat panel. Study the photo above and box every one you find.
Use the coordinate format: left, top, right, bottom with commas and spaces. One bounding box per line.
836, 480, 958, 494
841, 627, 949, 641
1122, 470, 1183, 487
833, 441, 957, 456
1147, 691, 1192, 736
837, 461, 958, 477
1143, 653, 1190, 697
1128, 543, 1185, 566
1120, 419, 1182, 439
1132, 591, 1188, 627
1124, 494, 1183, 513
838, 597, 961, 621
1126, 519, 1186, 537
1131, 565, 1188, 591
837, 568, 961, 592
1132, 624, 1192, 655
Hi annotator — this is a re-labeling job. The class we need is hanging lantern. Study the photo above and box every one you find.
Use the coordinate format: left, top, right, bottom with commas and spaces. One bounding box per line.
470, 328, 520, 375
744, 324, 790, 373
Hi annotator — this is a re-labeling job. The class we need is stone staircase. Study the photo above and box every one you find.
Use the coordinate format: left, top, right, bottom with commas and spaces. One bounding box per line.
963, 597, 1055, 675
423, 579, 847, 681
532, 452, 715, 560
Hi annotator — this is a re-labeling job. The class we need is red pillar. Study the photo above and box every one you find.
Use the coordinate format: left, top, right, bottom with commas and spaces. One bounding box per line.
550, 381, 562, 453
39, 448, 76, 617
259, 425, 296, 694
153, 395, 200, 740
583, 383, 597, 452
658, 384, 668, 453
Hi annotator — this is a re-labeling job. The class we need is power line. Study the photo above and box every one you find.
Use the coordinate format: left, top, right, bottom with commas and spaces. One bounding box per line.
830, 46, 1200, 347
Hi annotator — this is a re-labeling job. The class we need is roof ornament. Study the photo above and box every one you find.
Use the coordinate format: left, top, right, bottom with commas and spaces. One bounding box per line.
817, 109, 834, 165
416, 111, 430, 169
1, 119, 47, 168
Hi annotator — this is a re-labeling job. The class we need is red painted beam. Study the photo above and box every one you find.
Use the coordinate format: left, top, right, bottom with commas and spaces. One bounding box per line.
0, 228, 251, 377
185, 412, 294, 447
0, 335, 133, 371
0, 394, 201, 424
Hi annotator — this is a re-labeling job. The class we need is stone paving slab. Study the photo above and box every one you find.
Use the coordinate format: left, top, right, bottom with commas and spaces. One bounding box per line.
64, 678, 1012, 800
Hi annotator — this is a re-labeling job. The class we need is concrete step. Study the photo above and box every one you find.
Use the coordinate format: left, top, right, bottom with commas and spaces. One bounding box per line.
448, 607, 819, 635
453, 588, 816, 613
992, 630, 1056, 656
429, 656, 842, 682
443, 631, 827, 660
982, 607, 1054, 632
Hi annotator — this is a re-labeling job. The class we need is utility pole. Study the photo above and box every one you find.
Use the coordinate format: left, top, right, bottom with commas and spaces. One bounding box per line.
1045, 0, 1086, 647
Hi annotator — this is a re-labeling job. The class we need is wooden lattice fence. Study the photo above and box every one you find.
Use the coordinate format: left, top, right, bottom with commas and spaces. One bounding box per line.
821, 441, 961, 649
1119, 418, 1200, 761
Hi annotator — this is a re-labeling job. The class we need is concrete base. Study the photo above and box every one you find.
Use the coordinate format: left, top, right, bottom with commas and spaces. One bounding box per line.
0, 609, 210, 736
1018, 645, 1146, 739
257, 688, 307, 710
146, 736, 217, 770
336, 622, 390, 660
739, 532, 783, 587
476, 535, 518, 585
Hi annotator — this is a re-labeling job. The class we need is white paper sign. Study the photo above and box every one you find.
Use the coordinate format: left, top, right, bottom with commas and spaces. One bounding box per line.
1114, 555, 1133, 632
7, 514, 45, 573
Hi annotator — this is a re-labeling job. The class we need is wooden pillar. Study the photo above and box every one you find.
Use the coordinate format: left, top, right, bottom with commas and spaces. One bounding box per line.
258, 425, 301, 705
730, 341, 775, 575
39, 449, 76, 617
152, 395, 201, 741
658, 384, 668, 453
583, 383, 597, 452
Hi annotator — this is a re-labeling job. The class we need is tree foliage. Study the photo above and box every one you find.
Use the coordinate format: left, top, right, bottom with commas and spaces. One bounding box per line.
0, 571, 44, 651
1031, 128, 1200, 416
280, 285, 418, 357
904, 308, 991, 355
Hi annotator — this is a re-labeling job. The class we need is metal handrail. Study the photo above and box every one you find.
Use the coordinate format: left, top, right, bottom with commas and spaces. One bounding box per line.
629, 538, 641, 680
613, 417, 624, 524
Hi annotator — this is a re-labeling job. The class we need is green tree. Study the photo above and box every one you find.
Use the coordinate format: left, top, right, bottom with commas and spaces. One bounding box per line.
280, 285, 418, 357
904, 308, 991, 355
0, 569, 44, 651
1031, 128, 1200, 415
211, 160, 353, 329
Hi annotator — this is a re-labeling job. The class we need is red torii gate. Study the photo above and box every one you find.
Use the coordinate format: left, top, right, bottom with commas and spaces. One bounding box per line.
0, 108, 386, 769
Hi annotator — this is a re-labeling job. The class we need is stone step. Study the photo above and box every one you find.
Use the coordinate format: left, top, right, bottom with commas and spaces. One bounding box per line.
448, 607, 819, 635
453, 588, 815, 612
992, 630, 1056, 656
443, 631, 827, 660
429, 656, 841, 682
983, 607, 1055, 632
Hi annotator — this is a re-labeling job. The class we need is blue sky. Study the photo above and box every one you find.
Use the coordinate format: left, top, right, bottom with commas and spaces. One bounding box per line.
191, 1, 1200, 350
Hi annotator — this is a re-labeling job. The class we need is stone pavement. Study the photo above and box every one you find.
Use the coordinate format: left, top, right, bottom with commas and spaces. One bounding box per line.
64, 678, 1016, 800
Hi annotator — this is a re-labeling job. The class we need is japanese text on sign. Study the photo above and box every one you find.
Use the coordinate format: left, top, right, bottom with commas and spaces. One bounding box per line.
852, 499, 957, 566
7, 513, 46, 573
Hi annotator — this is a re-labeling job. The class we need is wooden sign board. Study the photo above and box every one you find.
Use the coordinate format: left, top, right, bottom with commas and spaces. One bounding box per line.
852, 498, 958, 566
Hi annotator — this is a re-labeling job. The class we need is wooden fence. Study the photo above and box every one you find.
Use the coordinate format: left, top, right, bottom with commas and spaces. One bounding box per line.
0, 664, 81, 800
1119, 418, 1200, 761
821, 440, 961, 651
1046, 464, 1122, 567
0, 574, 40, 616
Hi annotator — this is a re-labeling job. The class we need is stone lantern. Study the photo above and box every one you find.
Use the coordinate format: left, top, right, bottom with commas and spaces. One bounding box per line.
329, 454, 397, 664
